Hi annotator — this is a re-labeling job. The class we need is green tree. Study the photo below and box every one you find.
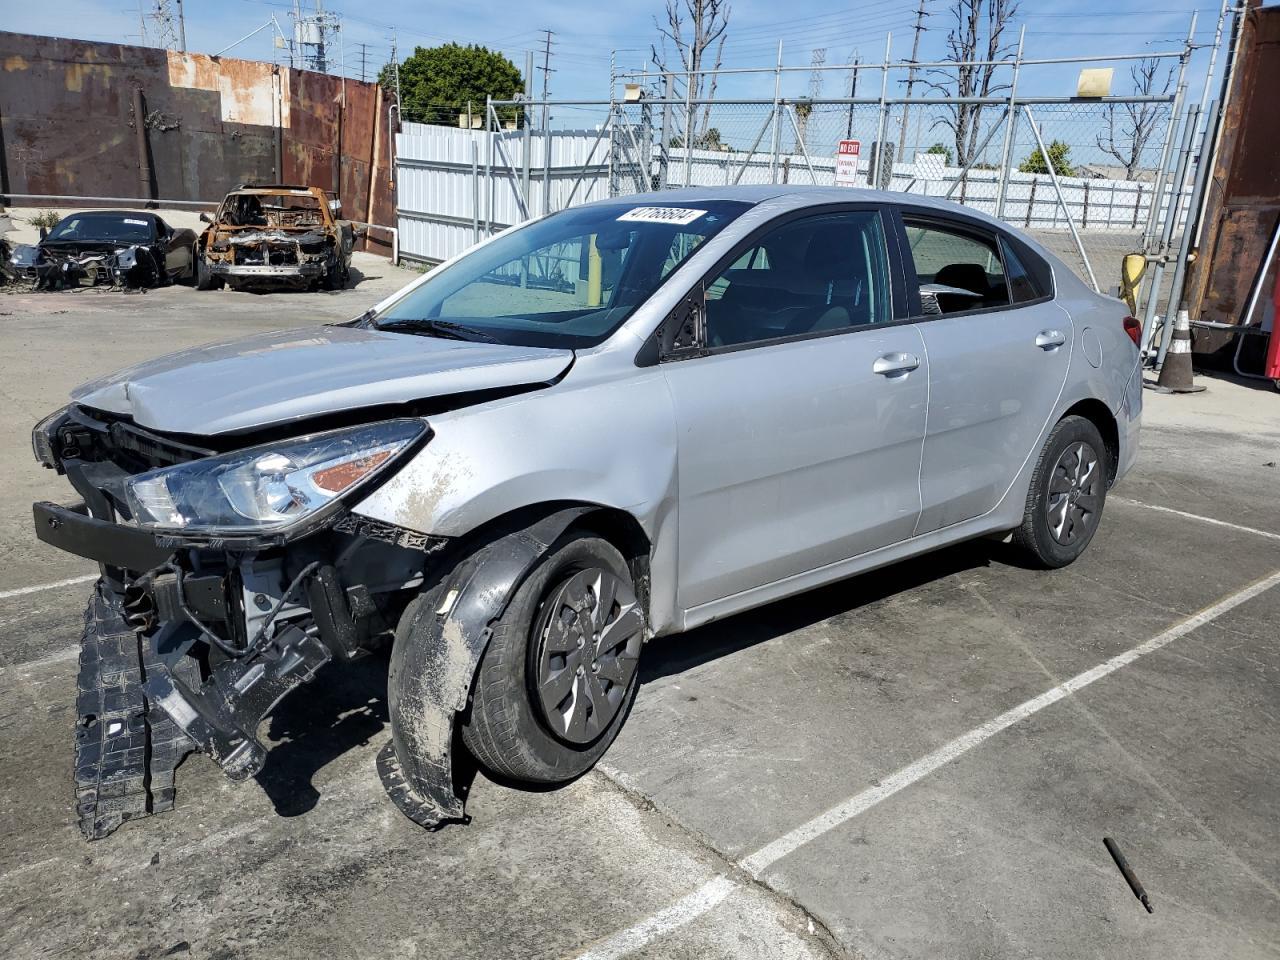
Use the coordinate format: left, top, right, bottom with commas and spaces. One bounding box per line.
380, 43, 523, 126
1019, 139, 1073, 176
926, 142, 953, 164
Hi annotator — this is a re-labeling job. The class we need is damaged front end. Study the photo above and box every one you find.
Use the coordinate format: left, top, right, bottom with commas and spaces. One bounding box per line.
204, 229, 334, 287
10, 242, 163, 290
32, 405, 446, 839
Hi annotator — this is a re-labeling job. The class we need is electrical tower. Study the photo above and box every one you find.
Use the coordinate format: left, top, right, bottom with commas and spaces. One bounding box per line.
796, 47, 826, 153
141, 0, 186, 51
357, 43, 369, 82
290, 0, 340, 73
538, 29, 556, 130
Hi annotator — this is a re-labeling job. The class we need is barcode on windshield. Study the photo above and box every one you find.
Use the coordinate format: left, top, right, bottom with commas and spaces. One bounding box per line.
616, 207, 706, 225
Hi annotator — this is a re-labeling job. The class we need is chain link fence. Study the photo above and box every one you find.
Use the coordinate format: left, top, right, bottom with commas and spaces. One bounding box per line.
396, 48, 1201, 312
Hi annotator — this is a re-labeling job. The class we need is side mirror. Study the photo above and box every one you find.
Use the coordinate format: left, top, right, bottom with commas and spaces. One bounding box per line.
39, 226, 48, 241
199, 212, 212, 224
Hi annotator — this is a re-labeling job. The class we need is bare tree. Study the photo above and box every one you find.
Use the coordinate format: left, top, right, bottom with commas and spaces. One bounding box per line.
651, 0, 731, 144
924, 0, 1019, 168
1096, 58, 1173, 180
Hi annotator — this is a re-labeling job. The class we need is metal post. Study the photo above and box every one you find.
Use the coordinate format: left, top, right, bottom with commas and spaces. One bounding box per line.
542, 123, 552, 216
995, 26, 1025, 219
871, 33, 892, 188
1139, 104, 1198, 353
1191, 0, 1244, 251
523, 50, 533, 209
769, 41, 783, 184
1142, 12, 1197, 251
1158, 101, 1215, 369
944, 108, 1008, 199
683, 65, 694, 187
785, 105, 821, 185
731, 112, 776, 185
659, 72, 673, 190
1023, 104, 1098, 291
485, 96, 495, 236
471, 136, 480, 244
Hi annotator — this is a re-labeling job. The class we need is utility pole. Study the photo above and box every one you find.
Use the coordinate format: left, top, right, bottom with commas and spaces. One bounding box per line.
357, 42, 368, 82
845, 52, 860, 139
897, 0, 930, 158
538, 29, 556, 130
391, 33, 401, 116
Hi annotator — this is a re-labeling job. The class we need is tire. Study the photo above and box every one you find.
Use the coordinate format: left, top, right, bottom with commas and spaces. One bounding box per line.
1012, 415, 1110, 569
460, 533, 645, 784
194, 254, 221, 291
322, 259, 345, 291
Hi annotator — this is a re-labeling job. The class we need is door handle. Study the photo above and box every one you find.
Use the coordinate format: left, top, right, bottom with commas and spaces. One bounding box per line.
872, 352, 920, 377
1035, 330, 1067, 350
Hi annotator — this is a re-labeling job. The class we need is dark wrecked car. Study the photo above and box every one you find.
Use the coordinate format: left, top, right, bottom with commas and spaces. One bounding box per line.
8, 211, 196, 289
31, 187, 1139, 840
195, 184, 354, 291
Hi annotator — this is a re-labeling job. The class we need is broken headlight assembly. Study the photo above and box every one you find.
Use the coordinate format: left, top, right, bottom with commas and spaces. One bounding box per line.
125, 419, 427, 534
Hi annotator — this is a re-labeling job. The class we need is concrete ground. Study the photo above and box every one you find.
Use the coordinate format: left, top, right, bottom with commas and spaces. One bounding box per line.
0, 270, 1277, 960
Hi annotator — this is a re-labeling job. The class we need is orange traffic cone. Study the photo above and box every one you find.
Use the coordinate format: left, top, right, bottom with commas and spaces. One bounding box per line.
1147, 306, 1206, 394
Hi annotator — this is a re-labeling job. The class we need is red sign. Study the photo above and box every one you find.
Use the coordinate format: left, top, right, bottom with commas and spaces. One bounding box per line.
835, 139, 861, 186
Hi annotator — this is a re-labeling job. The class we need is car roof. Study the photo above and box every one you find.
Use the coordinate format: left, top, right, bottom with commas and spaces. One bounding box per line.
594, 184, 1015, 232
59, 210, 158, 220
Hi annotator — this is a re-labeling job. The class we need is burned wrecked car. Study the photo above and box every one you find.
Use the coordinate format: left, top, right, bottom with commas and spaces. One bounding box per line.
8, 211, 196, 289
32, 187, 1140, 839
196, 185, 354, 291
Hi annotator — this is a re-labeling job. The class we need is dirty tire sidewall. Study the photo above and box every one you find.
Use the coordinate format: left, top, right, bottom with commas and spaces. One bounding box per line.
1012, 414, 1109, 569
461, 534, 642, 785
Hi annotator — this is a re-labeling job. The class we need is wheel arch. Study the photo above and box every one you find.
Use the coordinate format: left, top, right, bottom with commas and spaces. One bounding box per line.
1060, 397, 1119, 486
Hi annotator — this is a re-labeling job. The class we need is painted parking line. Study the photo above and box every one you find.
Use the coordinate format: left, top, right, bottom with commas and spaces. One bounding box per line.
0, 574, 96, 602
1111, 497, 1280, 543
572, 569, 1280, 959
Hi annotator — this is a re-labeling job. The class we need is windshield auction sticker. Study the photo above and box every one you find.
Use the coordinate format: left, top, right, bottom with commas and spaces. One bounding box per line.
617, 207, 707, 225
123, 218, 149, 226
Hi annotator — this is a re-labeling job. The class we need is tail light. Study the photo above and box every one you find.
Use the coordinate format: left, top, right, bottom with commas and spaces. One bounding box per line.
1122, 316, 1142, 348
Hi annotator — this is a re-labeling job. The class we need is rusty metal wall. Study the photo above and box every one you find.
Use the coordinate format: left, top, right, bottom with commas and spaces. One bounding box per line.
1185, 3, 1280, 353
0, 32, 394, 251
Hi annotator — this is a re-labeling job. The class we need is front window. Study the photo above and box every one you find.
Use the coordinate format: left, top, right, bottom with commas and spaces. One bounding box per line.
377, 201, 749, 348
47, 213, 154, 244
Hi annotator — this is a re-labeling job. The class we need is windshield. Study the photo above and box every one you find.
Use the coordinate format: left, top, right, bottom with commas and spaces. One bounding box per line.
47, 213, 154, 244
377, 200, 749, 348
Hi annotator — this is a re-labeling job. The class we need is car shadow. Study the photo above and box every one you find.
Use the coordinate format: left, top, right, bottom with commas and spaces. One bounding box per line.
251, 536, 1006, 815
639, 537, 1001, 685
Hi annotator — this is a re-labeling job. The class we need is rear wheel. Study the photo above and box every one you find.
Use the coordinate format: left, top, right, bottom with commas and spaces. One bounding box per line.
1012, 415, 1109, 568
461, 533, 645, 783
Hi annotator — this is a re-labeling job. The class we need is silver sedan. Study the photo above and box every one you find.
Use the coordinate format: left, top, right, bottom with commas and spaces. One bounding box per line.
32, 186, 1141, 837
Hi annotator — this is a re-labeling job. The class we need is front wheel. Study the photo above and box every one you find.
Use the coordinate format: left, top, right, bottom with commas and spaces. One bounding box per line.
194, 255, 222, 290
1012, 415, 1109, 568
461, 533, 645, 784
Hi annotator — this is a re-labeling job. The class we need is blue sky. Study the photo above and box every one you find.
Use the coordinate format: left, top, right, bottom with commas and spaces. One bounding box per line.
7, 0, 1242, 108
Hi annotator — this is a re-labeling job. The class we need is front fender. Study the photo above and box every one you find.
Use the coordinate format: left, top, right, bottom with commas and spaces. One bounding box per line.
379, 507, 588, 828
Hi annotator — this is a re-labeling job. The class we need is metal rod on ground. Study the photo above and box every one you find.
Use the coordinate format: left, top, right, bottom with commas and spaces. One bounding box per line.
1140, 104, 1198, 356
769, 41, 783, 184
1023, 104, 1098, 292
1103, 837, 1154, 914
995, 26, 1025, 219
1158, 99, 1219, 370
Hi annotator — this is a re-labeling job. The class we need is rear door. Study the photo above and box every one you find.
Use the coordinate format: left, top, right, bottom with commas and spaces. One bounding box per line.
897, 211, 1072, 533
659, 206, 929, 610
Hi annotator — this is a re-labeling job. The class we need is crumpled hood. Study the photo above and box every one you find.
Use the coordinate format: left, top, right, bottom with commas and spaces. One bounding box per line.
71, 325, 574, 435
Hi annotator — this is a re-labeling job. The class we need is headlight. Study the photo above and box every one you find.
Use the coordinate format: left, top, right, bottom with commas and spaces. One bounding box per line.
125, 419, 427, 534
31, 406, 71, 468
